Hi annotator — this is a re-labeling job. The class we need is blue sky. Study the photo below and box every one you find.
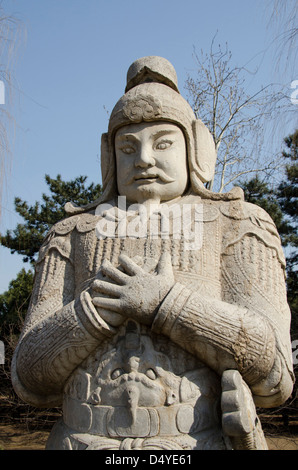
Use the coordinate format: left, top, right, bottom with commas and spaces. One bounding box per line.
0, 0, 297, 293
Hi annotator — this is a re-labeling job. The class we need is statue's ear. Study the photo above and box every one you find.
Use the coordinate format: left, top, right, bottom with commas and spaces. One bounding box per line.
64, 133, 116, 214
100, 132, 117, 200
191, 120, 217, 184
101, 133, 111, 189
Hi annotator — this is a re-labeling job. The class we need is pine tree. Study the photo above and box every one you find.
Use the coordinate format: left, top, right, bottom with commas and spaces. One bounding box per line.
240, 130, 298, 332
1, 174, 102, 263
277, 130, 298, 326
0, 268, 34, 337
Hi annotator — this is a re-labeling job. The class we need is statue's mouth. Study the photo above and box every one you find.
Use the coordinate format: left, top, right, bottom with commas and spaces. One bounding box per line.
129, 171, 174, 185
134, 174, 158, 183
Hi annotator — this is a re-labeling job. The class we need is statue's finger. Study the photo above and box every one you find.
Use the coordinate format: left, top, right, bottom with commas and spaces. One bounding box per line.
101, 260, 128, 284
98, 309, 124, 327
92, 296, 122, 313
157, 251, 173, 275
118, 254, 144, 276
92, 280, 121, 297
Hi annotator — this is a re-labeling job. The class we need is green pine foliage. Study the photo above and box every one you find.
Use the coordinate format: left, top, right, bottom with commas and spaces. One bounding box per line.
278, 130, 298, 328
1, 174, 102, 263
0, 268, 34, 337
240, 130, 298, 332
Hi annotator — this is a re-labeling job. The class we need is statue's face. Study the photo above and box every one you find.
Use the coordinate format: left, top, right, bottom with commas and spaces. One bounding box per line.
115, 122, 188, 204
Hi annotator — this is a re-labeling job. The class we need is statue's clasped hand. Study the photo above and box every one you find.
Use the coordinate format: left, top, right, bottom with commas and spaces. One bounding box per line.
91, 252, 174, 327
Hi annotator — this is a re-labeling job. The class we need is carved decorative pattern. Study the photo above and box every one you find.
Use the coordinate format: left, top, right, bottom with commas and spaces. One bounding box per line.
123, 95, 162, 122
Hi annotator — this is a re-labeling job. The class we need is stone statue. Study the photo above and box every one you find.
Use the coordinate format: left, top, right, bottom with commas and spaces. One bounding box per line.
11, 56, 294, 450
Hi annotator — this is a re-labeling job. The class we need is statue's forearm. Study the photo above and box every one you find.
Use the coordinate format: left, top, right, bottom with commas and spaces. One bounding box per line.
152, 283, 291, 405
12, 291, 115, 406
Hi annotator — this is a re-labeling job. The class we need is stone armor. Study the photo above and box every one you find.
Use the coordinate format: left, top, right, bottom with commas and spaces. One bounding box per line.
11, 194, 293, 450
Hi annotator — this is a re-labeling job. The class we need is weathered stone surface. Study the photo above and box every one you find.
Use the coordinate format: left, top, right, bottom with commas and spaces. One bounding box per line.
11, 56, 294, 450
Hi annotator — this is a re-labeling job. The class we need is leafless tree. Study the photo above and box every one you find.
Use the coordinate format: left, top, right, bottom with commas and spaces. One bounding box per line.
0, 2, 22, 221
267, 0, 298, 72
185, 37, 288, 193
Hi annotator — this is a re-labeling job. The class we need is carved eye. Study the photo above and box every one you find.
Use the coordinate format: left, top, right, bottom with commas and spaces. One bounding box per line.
155, 140, 172, 150
111, 368, 124, 380
120, 145, 135, 155
146, 368, 157, 380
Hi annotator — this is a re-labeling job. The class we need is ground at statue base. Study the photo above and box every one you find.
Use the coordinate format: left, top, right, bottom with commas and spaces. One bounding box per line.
0, 424, 297, 451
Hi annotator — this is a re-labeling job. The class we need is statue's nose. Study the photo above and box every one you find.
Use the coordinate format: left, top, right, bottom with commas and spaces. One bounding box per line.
125, 384, 140, 424
135, 147, 155, 168
126, 384, 139, 402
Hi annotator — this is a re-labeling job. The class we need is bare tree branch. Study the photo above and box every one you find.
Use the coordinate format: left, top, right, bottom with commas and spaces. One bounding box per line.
0, 1, 23, 222
185, 36, 289, 192
267, 0, 298, 71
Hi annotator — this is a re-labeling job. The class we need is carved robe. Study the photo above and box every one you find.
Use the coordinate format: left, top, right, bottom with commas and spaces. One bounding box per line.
11, 194, 294, 450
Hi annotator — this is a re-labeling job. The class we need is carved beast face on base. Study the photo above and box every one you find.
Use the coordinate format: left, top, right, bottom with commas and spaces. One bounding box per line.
95, 321, 181, 414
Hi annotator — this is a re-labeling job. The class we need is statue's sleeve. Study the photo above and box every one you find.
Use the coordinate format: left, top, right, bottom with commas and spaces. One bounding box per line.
11, 224, 116, 407
152, 204, 294, 408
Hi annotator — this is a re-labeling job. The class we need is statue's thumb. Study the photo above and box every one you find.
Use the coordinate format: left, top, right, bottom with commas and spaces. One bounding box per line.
157, 251, 173, 276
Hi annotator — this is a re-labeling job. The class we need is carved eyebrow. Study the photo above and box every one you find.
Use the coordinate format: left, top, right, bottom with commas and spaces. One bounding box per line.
115, 128, 177, 142
151, 129, 177, 139
115, 133, 138, 142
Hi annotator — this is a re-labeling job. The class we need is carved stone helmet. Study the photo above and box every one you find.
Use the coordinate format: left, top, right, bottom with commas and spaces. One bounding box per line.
100, 56, 217, 202
65, 56, 241, 214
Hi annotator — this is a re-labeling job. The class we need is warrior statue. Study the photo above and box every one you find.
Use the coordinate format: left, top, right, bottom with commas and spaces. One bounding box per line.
11, 56, 294, 450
